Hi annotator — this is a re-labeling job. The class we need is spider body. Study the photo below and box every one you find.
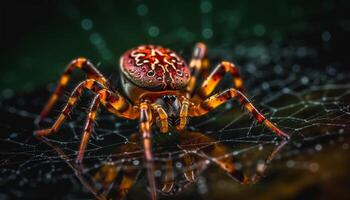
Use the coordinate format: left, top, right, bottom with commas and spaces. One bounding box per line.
34, 43, 289, 200
120, 45, 190, 108
120, 45, 190, 91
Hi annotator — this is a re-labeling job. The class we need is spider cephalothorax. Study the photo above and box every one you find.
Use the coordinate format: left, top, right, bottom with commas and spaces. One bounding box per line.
34, 43, 289, 200
154, 95, 182, 127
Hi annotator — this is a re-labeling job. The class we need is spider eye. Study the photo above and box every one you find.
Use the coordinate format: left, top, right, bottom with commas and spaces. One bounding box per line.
163, 95, 170, 101
163, 95, 176, 103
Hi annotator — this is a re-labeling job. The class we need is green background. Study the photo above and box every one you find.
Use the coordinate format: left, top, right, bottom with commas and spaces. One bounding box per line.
1, 0, 348, 93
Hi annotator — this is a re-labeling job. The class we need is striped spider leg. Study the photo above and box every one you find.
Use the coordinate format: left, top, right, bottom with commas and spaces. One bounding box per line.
34, 79, 138, 163
186, 42, 209, 96
35, 57, 109, 125
189, 88, 290, 139
181, 131, 288, 184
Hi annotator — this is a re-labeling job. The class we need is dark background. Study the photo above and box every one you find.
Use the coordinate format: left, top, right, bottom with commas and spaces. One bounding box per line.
1, 1, 350, 200
1, 0, 349, 93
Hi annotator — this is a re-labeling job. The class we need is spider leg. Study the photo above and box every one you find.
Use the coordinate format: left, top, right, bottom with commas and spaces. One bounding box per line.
76, 94, 100, 163
34, 79, 137, 136
194, 61, 246, 101
179, 130, 250, 184
202, 141, 250, 184
139, 102, 157, 200
176, 97, 190, 130
177, 131, 208, 183
93, 133, 143, 199
34, 79, 138, 163
186, 42, 209, 97
161, 156, 175, 193
115, 170, 139, 200
93, 164, 120, 193
161, 153, 196, 194
34, 79, 104, 137
189, 88, 290, 139
151, 104, 169, 133
35, 57, 109, 125
182, 152, 196, 182
249, 140, 288, 183
94, 164, 141, 199
207, 140, 288, 184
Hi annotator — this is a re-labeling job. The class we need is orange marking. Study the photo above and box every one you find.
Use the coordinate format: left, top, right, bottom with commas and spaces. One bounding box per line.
60, 75, 69, 85
117, 176, 133, 198
234, 78, 243, 89
52, 114, 65, 131
263, 120, 289, 139
99, 89, 107, 100
245, 103, 254, 113
75, 58, 87, 68
222, 61, 232, 69
68, 97, 77, 105
104, 166, 118, 183
85, 79, 94, 88
88, 111, 97, 120
264, 120, 275, 130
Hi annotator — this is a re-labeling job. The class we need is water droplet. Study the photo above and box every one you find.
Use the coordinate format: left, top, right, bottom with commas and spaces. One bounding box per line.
148, 26, 160, 37
175, 162, 182, 168
253, 24, 266, 36
202, 28, 213, 39
81, 18, 93, 31
132, 160, 140, 166
309, 162, 319, 172
200, 1, 212, 13
315, 144, 322, 151
321, 31, 331, 42
136, 4, 148, 16
286, 160, 295, 168
300, 76, 309, 85
154, 170, 162, 177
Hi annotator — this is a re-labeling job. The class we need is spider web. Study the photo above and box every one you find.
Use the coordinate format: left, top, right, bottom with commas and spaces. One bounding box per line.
1, 1, 350, 200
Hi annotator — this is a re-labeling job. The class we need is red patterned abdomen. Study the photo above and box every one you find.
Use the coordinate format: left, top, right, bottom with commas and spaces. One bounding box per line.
120, 45, 190, 90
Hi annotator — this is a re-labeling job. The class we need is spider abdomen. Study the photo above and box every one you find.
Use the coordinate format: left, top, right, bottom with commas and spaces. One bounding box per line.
120, 45, 191, 91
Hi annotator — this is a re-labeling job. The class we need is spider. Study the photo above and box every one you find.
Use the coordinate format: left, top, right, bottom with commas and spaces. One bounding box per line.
34, 43, 289, 200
